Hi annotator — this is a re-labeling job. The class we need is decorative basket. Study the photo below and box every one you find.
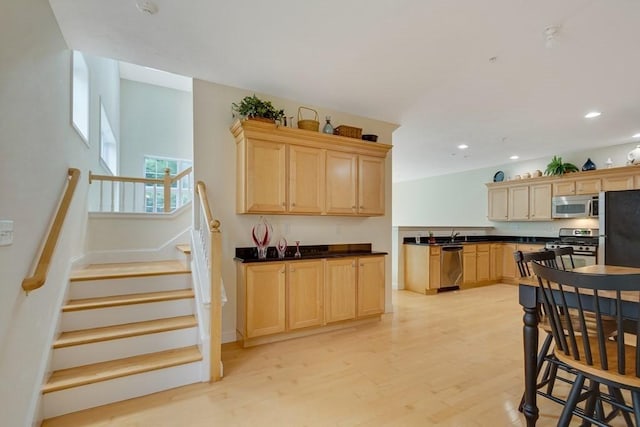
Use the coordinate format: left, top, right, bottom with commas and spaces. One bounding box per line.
297, 107, 319, 131
334, 125, 362, 139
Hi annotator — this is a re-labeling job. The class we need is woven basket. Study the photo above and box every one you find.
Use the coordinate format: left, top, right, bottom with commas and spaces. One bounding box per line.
297, 107, 319, 131
334, 125, 362, 139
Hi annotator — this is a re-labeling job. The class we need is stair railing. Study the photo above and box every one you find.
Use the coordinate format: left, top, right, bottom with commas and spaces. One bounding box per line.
22, 168, 81, 293
194, 180, 223, 381
89, 167, 193, 213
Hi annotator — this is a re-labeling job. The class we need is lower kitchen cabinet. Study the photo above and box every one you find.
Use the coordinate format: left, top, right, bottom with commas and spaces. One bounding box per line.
287, 260, 324, 330
490, 244, 502, 280
502, 243, 517, 282
476, 244, 491, 282
357, 256, 385, 317
404, 244, 440, 293
237, 255, 385, 346
325, 258, 357, 323
241, 262, 286, 339
462, 245, 477, 285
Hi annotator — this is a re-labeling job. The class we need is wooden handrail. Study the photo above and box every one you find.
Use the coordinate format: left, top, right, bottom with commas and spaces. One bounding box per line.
89, 167, 193, 186
196, 181, 221, 232
23, 168, 81, 293
196, 181, 222, 381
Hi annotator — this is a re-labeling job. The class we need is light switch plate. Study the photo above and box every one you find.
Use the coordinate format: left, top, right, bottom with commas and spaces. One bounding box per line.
0, 220, 14, 246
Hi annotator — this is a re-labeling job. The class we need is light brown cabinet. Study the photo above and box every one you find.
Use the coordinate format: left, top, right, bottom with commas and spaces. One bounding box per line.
232, 119, 391, 216
508, 186, 530, 221
241, 262, 286, 339
529, 183, 552, 220
488, 187, 508, 221
476, 244, 491, 282
501, 243, 517, 282
602, 175, 635, 191
357, 256, 385, 317
325, 151, 358, 214
490, 244, 502, 280
404, 244, 441, 293
462, 245, 477, 285
553, 178, 601, 196
289, 145, 325, 214
324, 258, 357, 323
287, 260, 324, 330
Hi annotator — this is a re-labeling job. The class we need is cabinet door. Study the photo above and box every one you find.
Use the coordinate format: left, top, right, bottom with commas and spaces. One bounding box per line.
488, 187, 508, 221
502, 243, 517, 281
462, 245, 477, 285
508, 186, 529, 220
529, 183, 552, 220
490, 244, 502, 280
289, 145, 325, 214
358, 155, 385, 215
245, 139, 287, 213
325, 258, 357, 323
603, 175, 634, 191
553, 181, 575, 196
245, 263, 286, 338
404, 244, 429, 293
575, 178, 601, 195
476, 245, 490, 282
326, 151, 358, 214
287, 260, 324, 330
357, 256, 385, 317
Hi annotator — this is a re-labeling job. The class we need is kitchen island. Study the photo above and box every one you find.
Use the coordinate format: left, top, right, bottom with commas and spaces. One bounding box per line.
403, 236, 553, 294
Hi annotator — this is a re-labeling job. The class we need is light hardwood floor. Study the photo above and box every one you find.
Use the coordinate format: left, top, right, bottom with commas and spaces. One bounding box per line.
42, 284, 628, 426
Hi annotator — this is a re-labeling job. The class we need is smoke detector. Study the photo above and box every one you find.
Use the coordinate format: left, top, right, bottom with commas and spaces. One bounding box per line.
544, 25, 560, 48
136, 0, 158, 15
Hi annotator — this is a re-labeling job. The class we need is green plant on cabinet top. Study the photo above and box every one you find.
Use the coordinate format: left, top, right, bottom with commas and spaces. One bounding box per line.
232, 94, 285, 122
545, 155, 579, 176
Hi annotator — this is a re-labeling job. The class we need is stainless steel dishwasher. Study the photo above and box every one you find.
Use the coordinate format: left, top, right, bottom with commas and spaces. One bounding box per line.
440, 245, 463, 289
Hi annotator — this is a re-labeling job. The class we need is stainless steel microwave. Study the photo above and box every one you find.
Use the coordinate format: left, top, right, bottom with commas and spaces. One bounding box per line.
552, 195, 599, 218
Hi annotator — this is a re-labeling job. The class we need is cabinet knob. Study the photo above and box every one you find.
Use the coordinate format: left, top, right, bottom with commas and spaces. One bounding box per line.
292, 203, 296, 207
360, 263, 364, 267
280, 269, 285, 274
282, 202, 286, 206
359, 205, 364, 209
351, 205, 356, 209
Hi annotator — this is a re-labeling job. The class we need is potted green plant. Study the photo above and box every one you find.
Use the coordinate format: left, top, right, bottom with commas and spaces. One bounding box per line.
232, 95, 285, 123
545, 155, 579, 176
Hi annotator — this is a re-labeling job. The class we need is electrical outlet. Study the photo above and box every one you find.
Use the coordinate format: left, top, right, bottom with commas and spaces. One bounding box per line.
0, 220, 14, 246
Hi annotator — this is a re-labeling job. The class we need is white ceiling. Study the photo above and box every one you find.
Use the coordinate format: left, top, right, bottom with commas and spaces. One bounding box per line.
48, 0, 640, 182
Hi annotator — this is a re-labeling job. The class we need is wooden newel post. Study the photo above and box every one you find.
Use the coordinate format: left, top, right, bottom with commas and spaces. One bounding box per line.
163, 168, 171, 212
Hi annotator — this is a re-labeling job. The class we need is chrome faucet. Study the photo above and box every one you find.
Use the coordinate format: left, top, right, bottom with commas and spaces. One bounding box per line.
450, 229, 460, 242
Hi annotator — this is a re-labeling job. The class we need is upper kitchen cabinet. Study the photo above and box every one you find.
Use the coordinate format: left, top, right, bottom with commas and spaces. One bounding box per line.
487, 187, 508, 221
553, 178, 601, 196
487, 182, 551, 221
231, 119, 391, 216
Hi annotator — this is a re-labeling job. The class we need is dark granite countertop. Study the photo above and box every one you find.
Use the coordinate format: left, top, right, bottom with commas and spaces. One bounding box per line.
235, 243, 388, 263
403, 235, 555, 246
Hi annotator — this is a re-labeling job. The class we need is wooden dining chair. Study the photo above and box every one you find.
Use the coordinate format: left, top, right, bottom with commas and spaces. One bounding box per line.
532, 261, 640, 426
551, 246, 576, 271
514, 250, 566, 410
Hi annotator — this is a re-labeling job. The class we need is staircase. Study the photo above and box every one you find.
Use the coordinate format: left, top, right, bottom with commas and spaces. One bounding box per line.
42, 253, 204, 419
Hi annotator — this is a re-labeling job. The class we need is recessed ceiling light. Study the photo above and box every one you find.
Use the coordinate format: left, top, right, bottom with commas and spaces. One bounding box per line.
457, 144, 469, 150
584, 111, 601, 119
633, 133, 640, 138
510, 155, 519, 160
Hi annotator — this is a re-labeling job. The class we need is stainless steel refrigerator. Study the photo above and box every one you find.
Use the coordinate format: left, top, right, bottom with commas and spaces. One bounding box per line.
598, 189, 640, 267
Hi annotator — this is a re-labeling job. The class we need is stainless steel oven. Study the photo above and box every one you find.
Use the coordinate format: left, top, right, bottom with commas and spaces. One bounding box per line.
545, 228, 598, 268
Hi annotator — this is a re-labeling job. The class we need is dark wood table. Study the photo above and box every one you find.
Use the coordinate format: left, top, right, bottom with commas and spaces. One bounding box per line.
518, 264, 640, 426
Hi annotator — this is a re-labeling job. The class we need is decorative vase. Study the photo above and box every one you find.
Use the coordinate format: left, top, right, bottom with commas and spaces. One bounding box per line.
276, 237, 287, 259
582, 158, 596, 171
322, 116, 334, 134
251, 217, 272, 259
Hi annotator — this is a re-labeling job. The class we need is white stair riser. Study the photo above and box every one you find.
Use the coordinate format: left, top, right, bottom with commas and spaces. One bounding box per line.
61, 299, 195, 330
52, 327, 198, 370
42, 361, 203, 418
69, 274, 192, 299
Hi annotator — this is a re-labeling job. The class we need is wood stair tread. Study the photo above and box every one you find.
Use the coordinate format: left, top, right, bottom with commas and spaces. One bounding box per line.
71, 260, 190, 282
43, 346, 202, 393
175, 244, 191, 254
63, 289, 194, 312
54, 315, 198, 348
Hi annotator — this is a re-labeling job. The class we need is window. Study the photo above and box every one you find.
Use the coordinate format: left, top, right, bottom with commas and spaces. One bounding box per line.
72, 51, 90, 145
99, 101, 118, 175
144, 156, 192, 213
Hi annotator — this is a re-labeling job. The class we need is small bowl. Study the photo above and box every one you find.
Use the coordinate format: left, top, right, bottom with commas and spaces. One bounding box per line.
362, 134, 378, 142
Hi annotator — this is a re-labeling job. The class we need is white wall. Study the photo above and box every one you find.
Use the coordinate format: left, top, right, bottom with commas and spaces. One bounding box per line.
193, 81, 397, 342
119, 79, 193, 177
0, 1, 120, 424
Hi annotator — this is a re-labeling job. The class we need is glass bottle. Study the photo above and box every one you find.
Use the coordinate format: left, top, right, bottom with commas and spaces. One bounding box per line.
322, 116, 334, 134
